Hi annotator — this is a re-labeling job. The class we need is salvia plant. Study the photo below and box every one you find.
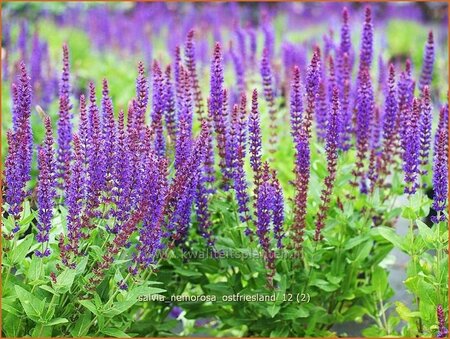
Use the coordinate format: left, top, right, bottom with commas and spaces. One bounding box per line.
1, 2, 448, 338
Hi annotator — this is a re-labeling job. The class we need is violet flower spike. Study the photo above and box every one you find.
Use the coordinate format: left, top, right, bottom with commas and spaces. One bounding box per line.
419, 31, 435, 93
431, 109, 448, 223
419, 86, 432, 184
5, 62, 33, 233
56, 43, 73, 194
35, 116, 57, 257
402, 98, 421, 195
437, 304, 449, 338
314, 86, 339, 241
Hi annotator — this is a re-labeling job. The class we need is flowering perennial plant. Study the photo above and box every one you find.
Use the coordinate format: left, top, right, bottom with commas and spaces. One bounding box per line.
1, 3, 448, 338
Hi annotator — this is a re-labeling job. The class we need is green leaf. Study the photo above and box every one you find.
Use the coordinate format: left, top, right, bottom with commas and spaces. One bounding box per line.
46, 317, 69, 326
310, 278, 339, 292
282, 305, 310, 319
10, 235, 34, 264
54, 268, 76, 293
70, 312, 91, 337
376, 227, 406, 252
28, 255, 44, 282
3, 312, 22, 337
78, 300, 99, 316
266, 304, 281, 318
14, 285, 46, 322
372, 266, 388, 295
270, 326, 289, 337
416, 219, 434, 244
395, 301, 421, 323
101, 328, 131, 338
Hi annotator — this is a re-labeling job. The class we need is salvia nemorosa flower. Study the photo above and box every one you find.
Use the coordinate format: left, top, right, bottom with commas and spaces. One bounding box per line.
151, 60, 166, 156
166, 124, 209, 245
290, 66, 303, 144
195, 120, 214, 246
419, 31, 434, 93
230, 95, 252, 225
351, 67, 373, 191
314, 86, 339, 241
290, 70, 311, 251
235, 23, 247, 67
133, 139, 169, 270
185, 30, 204, 117
65, 134, 86, 263
338, 52, 352, 150
358, 7, 373, 72
304, 47, 321, 138
5, 62, 32, 232
337, 7, 352, 89
380, 64, 398, 179
209, 43, 230, 185
419, 86, 432, 182
175, 66, 194, 171
101, 79, 116, 198
403, 98, 421, 195
397, 59, 415, 151
34, 116, 56, 258
256, 163, 276, 285
431, 107, 448, 223
255, 162, 284, 287
260, 48, 278, 150
437, 304, 449, 338
134, 61, 149, 131
86, 82, 104, 215
163, 65, 177, 142
56, 43, 73, 194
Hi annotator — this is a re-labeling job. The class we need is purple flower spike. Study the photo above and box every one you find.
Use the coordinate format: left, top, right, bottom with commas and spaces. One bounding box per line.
101, 79, 116, 197
151, 60, 166, 156
185, 30, 204, 117
431, 106, 448, 224
351, 68, 374, 190
314, 86, 339, 241
403, 98, 421, 195
5, 62, 32, 232
437, 305, 449, 338
419, 86, 432, 182
270, 170, 284, 249
66, 134, 86, 260
290, 65, 310, 251
56, 43, 73, 194
231, 95, 251, 225
135, 61, 149, 131
260, 48, 277, 149
419, 31, 435, 93
380, 64, 398, 178
36, 116, 57, 256
304, 47, 321, 139
358, 7, 373, 72
163, 65, 177, 142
